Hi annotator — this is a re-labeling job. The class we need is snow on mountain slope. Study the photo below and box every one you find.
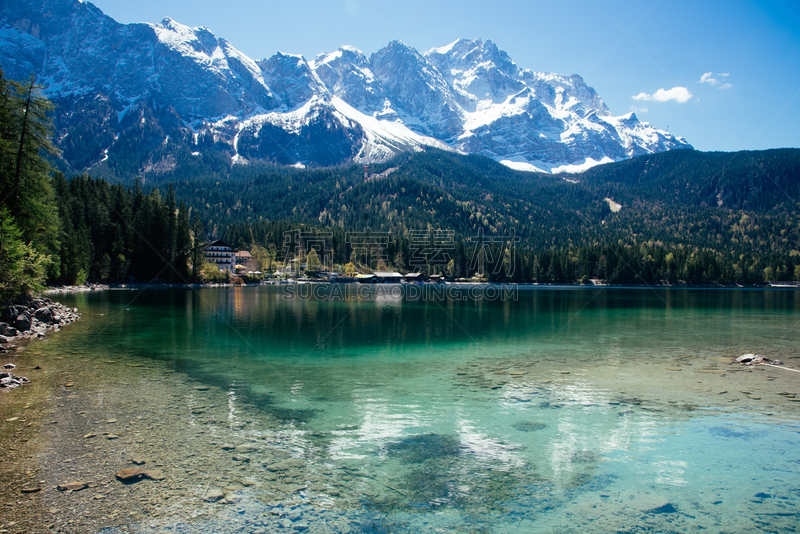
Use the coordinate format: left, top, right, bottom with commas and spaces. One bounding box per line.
369, 40, 464, 139
0, 0, 692, 175
425, 38, 525, 110
313, 46, 393, 116
150, 18, 269, 94
144, 17, 275, 118
417, 38, 686, 171
330, 97, 451, 162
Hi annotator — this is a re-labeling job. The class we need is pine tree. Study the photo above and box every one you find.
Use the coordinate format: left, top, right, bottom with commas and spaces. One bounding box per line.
0, 206, 51, 303
175, 201, 191, 282
5, 76, 59, 254
190, 216, 206, 282
0, 69, 59, 298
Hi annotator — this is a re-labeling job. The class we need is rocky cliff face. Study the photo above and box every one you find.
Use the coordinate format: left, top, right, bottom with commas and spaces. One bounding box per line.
0, 0, 692, 176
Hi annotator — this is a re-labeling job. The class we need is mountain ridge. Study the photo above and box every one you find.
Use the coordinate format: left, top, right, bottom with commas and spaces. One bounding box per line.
1, 0, 692, 177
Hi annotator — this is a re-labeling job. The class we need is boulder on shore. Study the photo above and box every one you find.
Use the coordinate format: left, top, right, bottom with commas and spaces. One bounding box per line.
14, 315, 31, 331
0, 297, 81, 340
0, 371, 29, 388
0, 323, 17, 336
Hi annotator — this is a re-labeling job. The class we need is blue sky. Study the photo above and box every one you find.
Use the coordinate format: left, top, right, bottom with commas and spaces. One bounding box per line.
88, 0, 800, 153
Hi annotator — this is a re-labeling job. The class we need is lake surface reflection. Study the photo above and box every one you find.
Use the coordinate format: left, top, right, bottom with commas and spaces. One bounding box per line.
46, 285, 800, 533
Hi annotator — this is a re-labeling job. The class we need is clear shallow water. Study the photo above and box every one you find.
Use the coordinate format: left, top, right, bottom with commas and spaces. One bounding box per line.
45, 286, 800, 533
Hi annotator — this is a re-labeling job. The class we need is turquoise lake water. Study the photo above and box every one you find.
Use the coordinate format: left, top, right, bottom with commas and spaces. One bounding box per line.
47, 285, 800, 533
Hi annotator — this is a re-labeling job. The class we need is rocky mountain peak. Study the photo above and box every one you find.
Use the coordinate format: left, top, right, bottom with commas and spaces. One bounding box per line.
258, 52, 326, 110
0, 0, 692, 176
370, 40, 462, 138
313, 46, 388, 114
425, 38, 517, 78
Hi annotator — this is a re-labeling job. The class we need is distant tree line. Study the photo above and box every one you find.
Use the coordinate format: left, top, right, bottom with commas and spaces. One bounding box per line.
522, 243, 799, 285
223, 218, 799, 285
52, 175, 201, 285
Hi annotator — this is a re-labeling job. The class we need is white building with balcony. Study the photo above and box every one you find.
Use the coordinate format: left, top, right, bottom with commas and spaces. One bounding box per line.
205, 240, 235, 272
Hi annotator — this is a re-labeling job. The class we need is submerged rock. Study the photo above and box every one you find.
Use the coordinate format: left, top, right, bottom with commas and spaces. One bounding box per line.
736, 353, 764, 364
386, 433, 464, 463
145, 470, 166, 481
203, 488, 226, 502
116, 468, 147, 482
512, 421, 547, 432
647, 502, 678, 514
116, 468, 165, 482
57, 481, 89, 492
265, 459, 305, 472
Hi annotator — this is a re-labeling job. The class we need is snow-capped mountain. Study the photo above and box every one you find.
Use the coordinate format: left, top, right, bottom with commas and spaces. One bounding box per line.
0, 0, 691, 176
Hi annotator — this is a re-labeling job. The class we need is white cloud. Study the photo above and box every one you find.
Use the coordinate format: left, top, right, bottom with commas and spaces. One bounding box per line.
700, 72, 717, 85
699, 72, 731, 89
632, 87, 693, 103
630, 105, 649, 113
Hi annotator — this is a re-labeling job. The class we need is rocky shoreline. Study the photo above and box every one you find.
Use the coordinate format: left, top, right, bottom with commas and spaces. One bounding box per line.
44, 282, 237, 295
0, 296, 80, 393
0, 296, 81, 356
